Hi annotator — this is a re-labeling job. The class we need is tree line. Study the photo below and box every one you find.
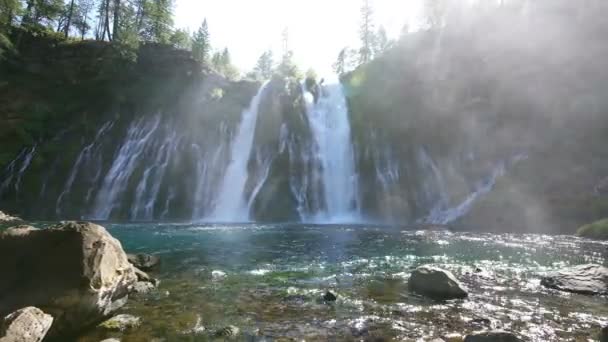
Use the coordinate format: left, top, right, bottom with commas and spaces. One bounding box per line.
0, 0, 240, 78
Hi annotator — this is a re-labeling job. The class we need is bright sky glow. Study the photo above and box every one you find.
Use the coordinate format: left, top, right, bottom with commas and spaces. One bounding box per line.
174, 0, 425, 76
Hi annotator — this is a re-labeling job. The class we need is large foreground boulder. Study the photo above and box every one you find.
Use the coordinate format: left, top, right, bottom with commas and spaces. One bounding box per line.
0, 222, 137, 338
0, 307, 53, 342
409, 265, 468, 300
464, 330, 522, 342
540, 264, 608, 295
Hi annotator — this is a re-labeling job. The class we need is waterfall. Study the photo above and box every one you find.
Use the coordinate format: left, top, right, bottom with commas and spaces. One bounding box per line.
55, 121, 114, 217
301, 81, 360, 222
130, 130, 180, 220
91, 115, 161, 220
421, 153, 528, 224
417, 147, 449, 216
207, 83, 268, 222
0, 145, 37, 196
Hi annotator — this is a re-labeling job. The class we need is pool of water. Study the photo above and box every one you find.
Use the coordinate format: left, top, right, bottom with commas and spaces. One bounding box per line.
73, 223, 607, 341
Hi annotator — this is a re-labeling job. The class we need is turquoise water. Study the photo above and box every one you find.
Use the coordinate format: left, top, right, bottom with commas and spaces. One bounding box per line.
73, 223, 607, 341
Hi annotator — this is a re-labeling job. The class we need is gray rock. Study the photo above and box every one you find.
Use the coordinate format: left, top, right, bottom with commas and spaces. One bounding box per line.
464, 330, 522, 342
0, 307, 53, 342
211, 270, 227, 281
323, 291, 337, 302
0, 211, 22, 225
99, 314, 141, 331
127, 253, 161, 271
214, 325, 239, 338
409, 265, 468, 300
132, 281, 156, 295
540, 264, 608, 295
601, 325, 608, 342
0, 222, 138, 338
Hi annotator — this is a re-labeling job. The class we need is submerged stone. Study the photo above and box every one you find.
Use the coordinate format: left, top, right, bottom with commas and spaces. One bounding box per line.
464, 330, 522, 342
0, 307, 53, 342
99, 314, 141, 331
409, 265, 468, 300
214, 325, 239, 338
540, 264, 608, 295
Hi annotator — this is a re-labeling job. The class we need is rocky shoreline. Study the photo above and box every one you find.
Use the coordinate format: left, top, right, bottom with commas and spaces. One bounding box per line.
0, 222, 158, 341
0, 222, 607, 341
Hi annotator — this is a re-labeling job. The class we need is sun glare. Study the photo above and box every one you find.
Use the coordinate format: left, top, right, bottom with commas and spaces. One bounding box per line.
174, 0, 424, 75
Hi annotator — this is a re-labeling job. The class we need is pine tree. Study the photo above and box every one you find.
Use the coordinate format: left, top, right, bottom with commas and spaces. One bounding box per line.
253, 50, 273, 79
276, 27, 300, 78
191, 19, 210, 63
359, 0, 375, 64
74, 0, 94, 39
333, 48, 347, 75
142, 0, 173, 43
1, 0, 22, 29
170, 28, 190, 50
374, 26, 389, 55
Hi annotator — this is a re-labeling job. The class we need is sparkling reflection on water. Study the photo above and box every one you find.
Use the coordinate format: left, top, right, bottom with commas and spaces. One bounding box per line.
79, 223, 607, 341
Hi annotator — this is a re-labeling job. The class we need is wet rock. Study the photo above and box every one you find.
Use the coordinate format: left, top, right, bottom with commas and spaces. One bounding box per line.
0, 222, 138, 338
214, 325, 239, 338
0, 211, 22, 224
99, 314, 141, 331
323, 291, 337, 302
409, 265, 468, 300
601, 326, 608, 342
132, 281, 156, 295
0, 307, 53, 342
211, 270, 227, 281
127, 253, 161, 271
540, 264, 608, 295
131, 267, 159, 295
464, 330, 522, 342
100, 339, 121, 342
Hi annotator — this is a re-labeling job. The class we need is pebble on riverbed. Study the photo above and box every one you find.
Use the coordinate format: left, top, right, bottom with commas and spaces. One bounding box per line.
323, 291, 337, 302
99, 314, 141, 332
463, 330, 523, 342
211, 270, 227, 281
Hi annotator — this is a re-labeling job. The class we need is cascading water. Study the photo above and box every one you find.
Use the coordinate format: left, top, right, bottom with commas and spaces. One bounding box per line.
130, 130, 180, 220
301, 81, 360, 222
55, 121, 114, 217
207, 83, 269, 222
91, 115, 161, 220
421, 153, 528, 224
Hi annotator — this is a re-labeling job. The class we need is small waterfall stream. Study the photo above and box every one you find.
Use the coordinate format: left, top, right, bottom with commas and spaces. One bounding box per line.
91, 115, 161, 220
208, 83, 269, 222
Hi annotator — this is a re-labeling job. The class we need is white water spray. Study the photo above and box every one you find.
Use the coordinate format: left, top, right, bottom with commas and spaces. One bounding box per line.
301, 81, 360, 222
208, 83, 269, 222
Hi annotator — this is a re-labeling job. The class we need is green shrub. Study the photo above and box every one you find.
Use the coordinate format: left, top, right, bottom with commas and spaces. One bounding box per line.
576, 219, 608, 240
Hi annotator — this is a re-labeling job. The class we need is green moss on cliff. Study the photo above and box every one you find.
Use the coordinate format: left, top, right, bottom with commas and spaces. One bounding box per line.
577, 219, 608, 240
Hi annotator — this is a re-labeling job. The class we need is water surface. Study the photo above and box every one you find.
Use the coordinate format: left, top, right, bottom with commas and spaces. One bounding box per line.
74, 223, 607, 341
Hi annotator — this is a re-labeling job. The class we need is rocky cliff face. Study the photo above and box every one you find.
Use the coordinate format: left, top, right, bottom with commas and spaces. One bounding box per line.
2, 22, 608, 232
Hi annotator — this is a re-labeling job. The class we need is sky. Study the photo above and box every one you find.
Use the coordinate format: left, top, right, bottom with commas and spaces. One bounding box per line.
174, 0, 425, 76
